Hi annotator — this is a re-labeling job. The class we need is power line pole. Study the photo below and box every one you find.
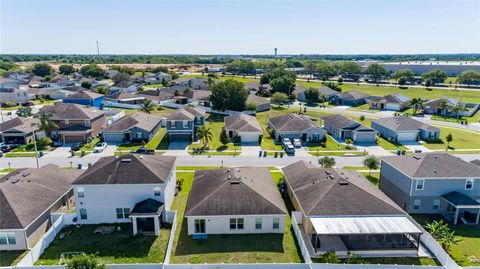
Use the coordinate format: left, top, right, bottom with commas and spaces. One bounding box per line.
96, 41, 100, 58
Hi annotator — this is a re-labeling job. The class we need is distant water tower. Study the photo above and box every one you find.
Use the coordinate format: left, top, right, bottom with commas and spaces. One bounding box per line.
274, 48, 278, 57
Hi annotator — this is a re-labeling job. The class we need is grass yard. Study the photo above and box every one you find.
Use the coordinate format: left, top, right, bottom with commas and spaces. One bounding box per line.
116, 128, 169, 153
311, 257, 440, 266
421, 126, 480, 150
4, 152, 39, 157
377, 136, 408, 150
170, 171, 302, 264
307, 135, 356, 151
309, 151, 365, 157
360, 172, 380, 186
80, 138, 100, 151
11, 143, 54, 153
187, 114, 241, 153
0, 251, 28, 266
36, 224, 171, 265
176, 166, 223, 171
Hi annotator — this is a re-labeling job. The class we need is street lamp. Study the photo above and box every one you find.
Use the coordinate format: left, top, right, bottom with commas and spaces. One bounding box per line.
31, 123, 40, 168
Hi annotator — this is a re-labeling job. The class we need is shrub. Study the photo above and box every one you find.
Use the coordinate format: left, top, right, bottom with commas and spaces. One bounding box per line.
37, 137, 52, 150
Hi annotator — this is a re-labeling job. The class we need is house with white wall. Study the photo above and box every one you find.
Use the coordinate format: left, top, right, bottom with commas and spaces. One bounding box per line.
185, 167, 287, 236
72, 154, 177, 236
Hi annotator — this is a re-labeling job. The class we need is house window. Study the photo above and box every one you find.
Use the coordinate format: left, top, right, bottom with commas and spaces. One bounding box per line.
0, 233, 16, 245
416, 179, 424, 190
413, 199, 421, 210
154, 185, 161, 196
170, 121, 176, 129
116, 208, 130, 219
79, 208, 88, 220
433, 199, 440, 210
446, 203, 456, 213
196, 117, 201, 124
85, 120, 90, 127
229, 218, 244, 230
465, 179, 474, 190
183, 121, 188, 128
255, 218, 262, 230
194, 219, 206, 234
137, 132, 143, 139
77, 187, 85, 198
273, 217, 280, 229
65, 119, 69, 125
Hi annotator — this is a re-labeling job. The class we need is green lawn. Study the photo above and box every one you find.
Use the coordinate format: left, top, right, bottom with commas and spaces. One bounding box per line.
411, 214, 480, 266
170, 171, 302, 264
80, 138, 101, 151
0, 168, 15, 173
36, 224, 171, 265
422, 126, 480, 150
180, 74, 258, 83
343, 166, 369, 170
431, 110, 480, 124
307, 135, 356, 151
176, 166, 223, 171
4, 152, 39, 157
0, 251, 28, 266
116, 128, 169, 153
11, 143, 53, 153
377, 136, 408, 150
360, 172, 380, 186
187, 114, 241, 152
309, 151, 365, 157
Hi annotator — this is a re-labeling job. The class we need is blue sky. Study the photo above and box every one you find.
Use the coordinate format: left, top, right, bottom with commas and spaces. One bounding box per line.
1, 0, 479, 54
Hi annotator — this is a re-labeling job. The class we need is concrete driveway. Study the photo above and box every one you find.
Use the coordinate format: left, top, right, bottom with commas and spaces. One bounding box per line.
168, 141, 191, 150
402, 142, 432, 153
48, 146, 73, 157
355, 143, 394, 157
240, 143, 262, 157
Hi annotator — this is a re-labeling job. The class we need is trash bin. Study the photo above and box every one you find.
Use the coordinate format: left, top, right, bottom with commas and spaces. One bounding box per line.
397, 150, 401, 155
39, 151, 43, 157
263, 151, 267, 157
77, 164, 82, 169
259, 151, 262, 157
274, 152, 278, 158
88, 163, 92, 168
280, 152, 284, 158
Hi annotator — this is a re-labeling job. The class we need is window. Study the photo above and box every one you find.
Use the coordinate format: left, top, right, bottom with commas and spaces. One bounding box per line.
413, 199, 421, 210
416, 179, 424, 190
85, 120, 90, 127
196, 117, 202, 124
183, 121, 188, 128
77, 187, 85, 198
433, 199, 440, 210
194, 219, 206, 234
465, 179, 474, 190
154, 185, 161, 196
273, 217, 280, 229
116, 208, 130, 219
255, 218, 262, 230
0, 233, 16, 245
79, 208, 88, 220
137, 132, 143, 139
446, 203, 456, 213
229, 218, 244, 230
170, 121, 176, 128
65, 119, 69, 125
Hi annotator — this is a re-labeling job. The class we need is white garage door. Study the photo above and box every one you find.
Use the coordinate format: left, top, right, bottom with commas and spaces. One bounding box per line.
239, 132, 260, 143
396, 132, 418, 142
103, 133, 125, 142
385, 103, 400, 111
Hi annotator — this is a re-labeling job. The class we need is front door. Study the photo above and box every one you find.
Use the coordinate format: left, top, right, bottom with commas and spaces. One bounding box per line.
125, 132, 131, 141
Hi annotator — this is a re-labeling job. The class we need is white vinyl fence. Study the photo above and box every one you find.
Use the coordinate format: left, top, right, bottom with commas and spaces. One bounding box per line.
164, 211, 178, 265
164, 264, 309, 269
160, 101, 255, 116
310, 264, 443, 269
291, 212, 312, 264
105, 101, 142, 109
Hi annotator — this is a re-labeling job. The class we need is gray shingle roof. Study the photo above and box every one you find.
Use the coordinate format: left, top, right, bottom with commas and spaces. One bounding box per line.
185, 167, 287, 216
103, 113, 162, 133
1, 164, 82, 229
247, 94, 270, 106
471, 159, 480, 167
268, 113, 324, 133
373, 116, 439, 132
441, 191, 480, 206
0, 117, 41, 133
383, 94, 410, 104
224, 114, 262, 132
73, 154, 176, 185
322, 114, 375, 133
166, 107, 205, 121
39, 102, 105, 120
282, 161, 405, 216
382, 153, 480, 178
337, 90, 370, 100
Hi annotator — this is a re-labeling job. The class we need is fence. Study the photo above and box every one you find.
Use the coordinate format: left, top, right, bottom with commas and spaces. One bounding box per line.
291, 211, 312, 264
164, 264, 309, 269
105, 101, 142, 110
16, 214, 68, 266
310, 264, 443, 269
160, 101, 255, 116
107, 264, 163, 269
163, 211, 178, 265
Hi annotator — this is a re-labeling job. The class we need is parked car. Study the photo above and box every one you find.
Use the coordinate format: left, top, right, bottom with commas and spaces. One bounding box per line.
131, 146, 155, 155
70, 142, 84, 151
284, 142, 295, 155
21, 101, 34, 106
93, 142, 107, 153
0, 143, 14, 153
292, 138, 302, 148
53, 141, 63, 147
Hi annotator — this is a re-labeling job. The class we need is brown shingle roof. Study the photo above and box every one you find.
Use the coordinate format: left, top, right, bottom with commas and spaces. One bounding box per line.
103, 113, 162, 132
0, 117, 41, 133
39, 102, 105, 120
268, 113, 324, 133
166, 107, 205, 121
373, 116, 439, 132
224, 114, 261, 132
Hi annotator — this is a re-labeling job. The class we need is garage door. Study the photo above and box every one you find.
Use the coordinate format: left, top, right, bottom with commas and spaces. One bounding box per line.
396, 132, 418, 142
103, 133, 125, 143
239, 132, 260, 143
385, 103, 400, 111
63, 135, 86, 143
170, 133, 192, 141
353, 132, 376, 143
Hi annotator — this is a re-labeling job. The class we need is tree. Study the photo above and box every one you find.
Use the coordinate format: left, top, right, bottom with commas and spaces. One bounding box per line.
245, 102, 257, 111
363, 155, 380, 175
260, 67, 296, 85
445, 133, 453, 148
303, 61, 317, 82
112, 72, 131, 84
37, 137, 52, 150
345, 138, 353, 149
210, 79, 248, 111
317, 61, 336, 80
318, 156, 336, 168
271, 92, 289, 105
323, 82, 341, 92
424, 78, 432, 88
408, 98, 424, 116
80, 64, 106, 79
337, 61, 361, 80
81, 81, 92, 89
270, 76, 296, 96
32, 63, 53, 77
220, 128, 230, 145
451, 103, 465, 120
398, 77, 407, 86
320, 250, 341, 263
38, 113, 58, 137
435, 98, 448, 115
16, 107, 32, 117
303, 88, 320, 103
59, 64, 75, 75
457, 69, 480, 86
68, 254, 105, 269
365, 63, 388, 82
140, 99, 156, 114
391, 69, 414, 83
96, 86, 108, 95
196, 126, 213, 148
426, 220, 459, 251
422, 69, 447, 85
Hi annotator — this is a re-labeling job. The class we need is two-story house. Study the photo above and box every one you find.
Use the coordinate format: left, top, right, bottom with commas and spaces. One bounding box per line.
62, 90, 105, 108
39, 102, 106, 143
165, 107, 205, 141
72, 154, 177, 236
380, 153, 480, 225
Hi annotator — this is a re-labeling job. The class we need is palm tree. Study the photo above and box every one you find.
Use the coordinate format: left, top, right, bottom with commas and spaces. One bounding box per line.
140, 100, 156, 114
38, 113, 58, 137
451, 103, 465, 121
409, 98, 425, 116
435, 99, 448, 115
196, 127, 213, 148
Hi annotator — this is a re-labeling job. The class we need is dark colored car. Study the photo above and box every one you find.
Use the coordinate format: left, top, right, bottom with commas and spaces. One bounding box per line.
70, 142, 84, 151
21, 101, 34, 106
131, 147, 155, 155
0, 143, 14, 153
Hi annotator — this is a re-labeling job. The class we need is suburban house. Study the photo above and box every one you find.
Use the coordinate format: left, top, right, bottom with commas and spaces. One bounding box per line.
62, 90, 105, 108
136, 89, 175, 104
72, 154, 177, 235
224, 114, 262, 143
267, 113, 326, 142
102, 112, 163, 143
105, 92, 146, 109
185, 167, 287, 236
108, 81, 140, 94
28, 76, 50, 88
39, 103, 106, 143
244, 82, 271, 95
172, 78, 208, 90
372, 116, 440, 142
185, 90, 212, 107
283, 161, 423, 257
0, 164, 81, 250
331, 90, 371, 106
295, 86, 338, 102
28, 88, 72, 100
165, 107, 205, 141
423, 97, 479, 118
322, 114, 377, 143
380, 153, 480, 225
247, 94, 271, 112
0, 117, 44, 145
0, 87, 30, 105
144, 72, 172, 84
367, 94, 410, 111
0, 78, 20, 89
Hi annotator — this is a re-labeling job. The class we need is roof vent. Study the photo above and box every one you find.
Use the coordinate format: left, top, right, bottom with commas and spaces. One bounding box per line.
230, 180, 240, 184
11, 179, 20, 184
227, 175, 232, 180
413, 155, 421, 160
339, 180, 349, 185
121, 158, 132, 163
237, 168, 240, 172
22, 172, 31, 177
139, 155, 144, 159
328, 174, 335, 180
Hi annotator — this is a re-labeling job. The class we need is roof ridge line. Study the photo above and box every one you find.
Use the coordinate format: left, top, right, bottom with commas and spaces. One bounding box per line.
185, 170, 231, 215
